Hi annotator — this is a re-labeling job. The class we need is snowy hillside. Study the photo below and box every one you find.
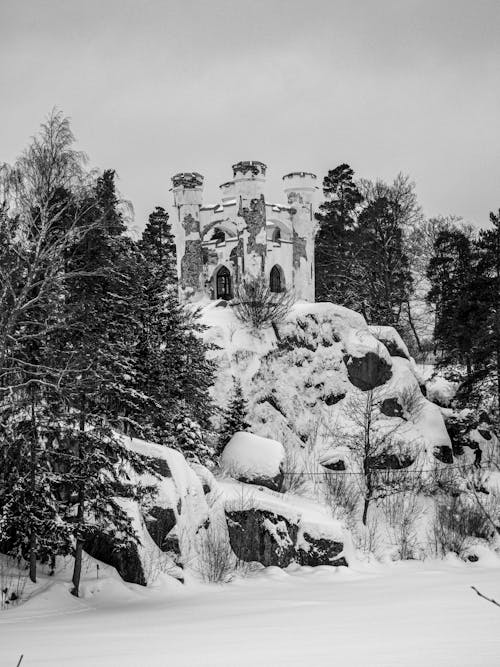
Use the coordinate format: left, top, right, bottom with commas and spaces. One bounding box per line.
201, 300, 454, 474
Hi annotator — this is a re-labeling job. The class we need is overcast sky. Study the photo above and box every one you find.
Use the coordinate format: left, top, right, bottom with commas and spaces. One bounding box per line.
1, 0, 499, 232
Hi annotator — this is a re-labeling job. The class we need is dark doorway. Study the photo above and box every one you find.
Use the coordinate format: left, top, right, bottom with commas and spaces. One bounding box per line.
216, 266, 232, 300
270, 265, 283, 293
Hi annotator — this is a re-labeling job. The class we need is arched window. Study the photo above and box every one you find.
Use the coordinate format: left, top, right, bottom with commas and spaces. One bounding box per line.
270, 265, 283, 293
216, 266, 232, 300
212, 228, 225, 244
272, 227, 281, 244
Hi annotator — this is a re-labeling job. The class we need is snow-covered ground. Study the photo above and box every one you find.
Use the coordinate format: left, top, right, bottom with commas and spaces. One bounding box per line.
2, 557, 500, 666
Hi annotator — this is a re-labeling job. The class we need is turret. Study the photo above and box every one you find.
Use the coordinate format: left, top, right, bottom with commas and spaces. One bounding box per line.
282, 172, 318, 301
219, 180, 236, 202
282, 171, 317, 206
232, 160, 267, 199
233, 161, 267, 277
171, 172, 204, 301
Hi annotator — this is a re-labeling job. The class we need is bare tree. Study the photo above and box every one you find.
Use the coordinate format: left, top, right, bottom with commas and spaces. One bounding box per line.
326, 388, 419, 525
0, 111, 99, 583
232, 275, 295, 330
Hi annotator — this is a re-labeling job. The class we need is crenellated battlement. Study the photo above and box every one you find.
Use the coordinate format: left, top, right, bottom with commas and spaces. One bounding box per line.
171, 172, 204, 189
232, 161, 267, 178
283, 172, 317, 181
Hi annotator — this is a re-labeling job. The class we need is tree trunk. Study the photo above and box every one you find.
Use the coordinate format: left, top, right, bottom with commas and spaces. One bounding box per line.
496, 222, 500, 417
406, 300, 423, 354
29, 391, 37, 583
466, 354, 472, 385
362, 495, 370, 526
71, 407, 86, 598
362, 470, 373, 526
72, 537, 83, 597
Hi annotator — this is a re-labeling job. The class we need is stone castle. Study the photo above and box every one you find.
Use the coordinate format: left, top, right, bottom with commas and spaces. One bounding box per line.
170, 161, 318, 302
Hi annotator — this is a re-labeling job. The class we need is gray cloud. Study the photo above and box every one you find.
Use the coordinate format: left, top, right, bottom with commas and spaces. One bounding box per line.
1, 0, 499, 228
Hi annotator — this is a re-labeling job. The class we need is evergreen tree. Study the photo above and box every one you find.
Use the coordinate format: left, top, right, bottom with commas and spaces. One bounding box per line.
174, 413, 213, 464
356, 196, 413, 325
140, 206, 177, 281
58, 170, 152, 596
132, 206, 216, 448
216, 379, 250, 457
427, 228, 479, 378
315, 167, 413, 326
475, 209, 500, 414
315, 164, 363, 305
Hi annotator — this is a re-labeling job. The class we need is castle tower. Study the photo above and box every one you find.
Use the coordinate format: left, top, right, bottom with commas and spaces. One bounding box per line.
233, 161, 267, 277
171, 172, 205, 300
282, 172, 318, 301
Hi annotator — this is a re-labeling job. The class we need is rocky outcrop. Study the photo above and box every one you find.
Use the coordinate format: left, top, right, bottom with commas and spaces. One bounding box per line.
296, 533, 346, 567
442, 410, 496, 461
84, 530, 147, 586
344, 352, 392, 391
226, 508, 347, 568
236, 471, 284, 492
220, 432, 285, 492
380, 397, 405, 418
368, 325, 411, 360
144, 506, 176, 551
367, 452, 415, 470
227, 509, 297, 567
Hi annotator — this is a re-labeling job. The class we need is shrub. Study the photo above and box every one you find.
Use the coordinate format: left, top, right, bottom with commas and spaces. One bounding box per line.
323, 472, 361, 521
196, 521, 236, 583
382, 492, 424, 560
432, 494, 494, 557
232, 276, 295, 329
0, 556, 28, 610
279, 447, 306, 494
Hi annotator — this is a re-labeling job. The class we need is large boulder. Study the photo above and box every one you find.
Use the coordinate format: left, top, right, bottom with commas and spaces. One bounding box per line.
296, 532, 346, 567
221, 479, 349, 568
343, 352, 392, 391
220, 432, 285, 491
144, 506, 176, 551
83, 437, 212, 586
368, 325, 412, 360
442, 409, 497, 462
226, 508, 347, 568
84, 529, 146, 586
227, 509, 297, 568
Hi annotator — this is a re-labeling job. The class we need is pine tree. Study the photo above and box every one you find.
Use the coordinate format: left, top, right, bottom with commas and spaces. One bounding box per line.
315, 164, 363, 305
174, 413, 213, 464
132, 205, 216, 448
216, 379, 250, 457
356, 195, 413, 325
58, 170, 152, 596
427, 228, 479, 378
475, 209, 500, 415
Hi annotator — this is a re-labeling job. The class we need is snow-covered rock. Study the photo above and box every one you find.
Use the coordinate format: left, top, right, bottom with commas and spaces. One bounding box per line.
427, 375, 460, 407
220, 478, 350, 568
369, 324, 412, 360
220, 431, 285, 491
82, 437, 213, 585
201, 300, 453, 473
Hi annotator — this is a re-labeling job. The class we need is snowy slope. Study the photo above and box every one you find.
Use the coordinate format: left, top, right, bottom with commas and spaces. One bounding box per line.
201, 300, 453, 474
2, 554, 500, 667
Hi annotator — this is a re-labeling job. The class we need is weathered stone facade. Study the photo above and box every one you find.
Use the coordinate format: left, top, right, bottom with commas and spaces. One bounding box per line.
170, 162, 318, 302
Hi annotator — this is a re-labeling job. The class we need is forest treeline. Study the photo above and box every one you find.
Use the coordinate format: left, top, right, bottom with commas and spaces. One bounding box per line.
0, 112, 498, 593
314, 163, 500, 414
0, 112, 215, 594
